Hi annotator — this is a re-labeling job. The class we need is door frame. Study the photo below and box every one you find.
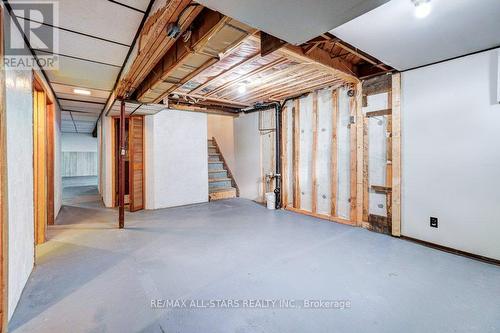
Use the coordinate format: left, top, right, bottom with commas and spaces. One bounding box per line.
33, 73, 55, 244
111, 115, 145, 210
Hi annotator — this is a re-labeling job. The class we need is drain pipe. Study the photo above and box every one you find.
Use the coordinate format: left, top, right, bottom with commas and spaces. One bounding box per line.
242, 102, 282, 209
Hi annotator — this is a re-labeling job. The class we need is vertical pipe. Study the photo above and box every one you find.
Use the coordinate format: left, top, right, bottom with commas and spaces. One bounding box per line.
274, 103, 282, 209
118, 100, 125, 228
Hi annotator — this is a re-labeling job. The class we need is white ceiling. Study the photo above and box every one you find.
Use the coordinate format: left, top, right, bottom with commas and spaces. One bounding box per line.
195, 0, 390, 45
12, 0, 151, 133
331, 0, 500, 71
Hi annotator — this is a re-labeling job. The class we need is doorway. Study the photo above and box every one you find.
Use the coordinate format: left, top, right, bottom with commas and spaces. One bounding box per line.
112, 116, 144, 212
33, 74, 55, 245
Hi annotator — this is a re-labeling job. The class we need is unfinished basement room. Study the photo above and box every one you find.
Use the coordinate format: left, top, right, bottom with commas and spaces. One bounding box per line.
0, 0, 499, 332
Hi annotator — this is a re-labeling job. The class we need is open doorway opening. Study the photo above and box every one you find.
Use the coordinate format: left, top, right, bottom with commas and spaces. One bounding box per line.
33, 74, 55, 245
112, 116, 144, 212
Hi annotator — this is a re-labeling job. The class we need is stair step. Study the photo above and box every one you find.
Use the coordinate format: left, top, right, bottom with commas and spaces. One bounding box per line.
209, 179, 232, 189
209, 187, 236, 201
209, 177, 231, 183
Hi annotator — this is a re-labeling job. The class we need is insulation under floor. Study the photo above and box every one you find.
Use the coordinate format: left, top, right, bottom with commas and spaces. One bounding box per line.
9, 186, 500, 332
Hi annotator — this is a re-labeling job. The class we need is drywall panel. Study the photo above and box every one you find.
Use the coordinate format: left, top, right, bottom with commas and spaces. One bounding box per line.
146, 110, 208, 209
62, 132, 97, 152
365, 93, 388, 217
299, 94, 313, 212
234, 112, 261, 201
337, 87, 351, 219
101, 116, 113, 208
316, 89, 333, 215
401, 48, 500, 260
207, 115, 235, 172
5, 68, 34, 320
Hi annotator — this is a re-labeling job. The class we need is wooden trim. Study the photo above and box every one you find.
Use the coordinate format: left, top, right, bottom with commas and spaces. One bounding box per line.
330, 89, 338, 217
371, 185, 391, 194
285, 206, 355, 226
46, 103, 55, 225
365, 108, 392, 118
0, 6, 9, 328
292, 99, 300, 208
33, 88, 47, 244
311, 92, 318, 213
391, 73, 402, 237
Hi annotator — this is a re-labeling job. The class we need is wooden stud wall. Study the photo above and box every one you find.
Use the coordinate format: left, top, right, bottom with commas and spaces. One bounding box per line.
283, 87, 357, 226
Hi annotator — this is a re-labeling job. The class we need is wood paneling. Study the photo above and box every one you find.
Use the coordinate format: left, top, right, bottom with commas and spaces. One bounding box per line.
129, 116, 144, 212
33, 89, 47, 244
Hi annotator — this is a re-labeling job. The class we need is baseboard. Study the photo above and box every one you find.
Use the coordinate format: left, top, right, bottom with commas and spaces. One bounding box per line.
401, 236, 500, 266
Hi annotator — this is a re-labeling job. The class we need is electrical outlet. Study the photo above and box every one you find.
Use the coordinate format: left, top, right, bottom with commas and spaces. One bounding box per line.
430, 217, 438, 228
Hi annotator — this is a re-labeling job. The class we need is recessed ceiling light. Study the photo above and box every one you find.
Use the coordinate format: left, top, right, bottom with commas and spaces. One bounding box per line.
238, 85, 246, 94
412, 0, 431, 19
73, 88, 91, 96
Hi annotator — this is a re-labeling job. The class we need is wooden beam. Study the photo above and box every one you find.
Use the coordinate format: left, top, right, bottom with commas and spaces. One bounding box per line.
355, 82, 363, 225
206, 57, 288, 97
281, 107, 288, 208
117, 1, 202, 97
330, 89, 338, 217
286, 206, 355, 226
135, 10, 227, 101
292, 100, 300, 208
171, 92, 249, 108
391, 73, 402, 237
366, 108, 392, 118
279, 44, 358, 83
189, 51, 261, 95
311, 92, 318, 213
349, 86, 358, 223
260, 31, 286, 57
168, 103, 239, 117
362, 116, 369, 222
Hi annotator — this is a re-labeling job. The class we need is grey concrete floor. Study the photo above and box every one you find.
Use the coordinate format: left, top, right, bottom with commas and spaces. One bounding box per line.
9, 186, 500, 333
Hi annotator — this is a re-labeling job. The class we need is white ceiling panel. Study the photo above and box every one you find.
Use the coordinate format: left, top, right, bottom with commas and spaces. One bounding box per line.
55, 92, 108, 104
196, 0, 389, 45
52, 83, 110, 99
16, 0, 144, 45
42, 54, 120, 91
115, 0, 151, 12
331, 0, 500, 70
17, 18, 129, 66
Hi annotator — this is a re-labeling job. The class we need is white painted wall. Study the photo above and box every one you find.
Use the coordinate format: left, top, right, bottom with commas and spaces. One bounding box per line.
145, 110, 208, 209
234, 112, 262, 201
401, 48, 500, 260
62, 132, 97, 152
100, 116, 113, 208
5, 68, 34, 320
207, 114, 235, 172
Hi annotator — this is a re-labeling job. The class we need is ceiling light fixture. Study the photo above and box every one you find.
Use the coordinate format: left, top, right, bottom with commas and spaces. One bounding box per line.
238, 85, 247, 94
412, 0, 431, 19
73, 88, 91, 96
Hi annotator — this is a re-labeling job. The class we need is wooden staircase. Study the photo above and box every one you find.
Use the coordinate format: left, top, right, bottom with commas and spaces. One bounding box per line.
208, 137, 238, 201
